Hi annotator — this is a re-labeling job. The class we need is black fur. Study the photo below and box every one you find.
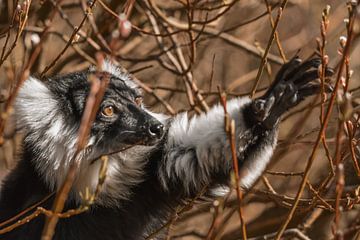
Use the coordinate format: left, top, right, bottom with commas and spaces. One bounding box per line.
0, 58, 333, 239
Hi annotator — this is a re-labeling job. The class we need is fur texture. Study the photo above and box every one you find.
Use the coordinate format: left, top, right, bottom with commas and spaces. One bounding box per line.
0, 58, 329, 239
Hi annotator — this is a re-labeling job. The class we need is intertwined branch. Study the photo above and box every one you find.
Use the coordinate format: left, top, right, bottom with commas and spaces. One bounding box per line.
0, 1, 359, 239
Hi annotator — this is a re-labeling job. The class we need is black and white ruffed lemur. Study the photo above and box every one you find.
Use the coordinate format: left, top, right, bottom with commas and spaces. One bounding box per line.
0, 57, 333, 239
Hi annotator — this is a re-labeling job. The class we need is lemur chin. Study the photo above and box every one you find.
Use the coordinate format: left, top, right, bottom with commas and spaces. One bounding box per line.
0, 57, 333, 239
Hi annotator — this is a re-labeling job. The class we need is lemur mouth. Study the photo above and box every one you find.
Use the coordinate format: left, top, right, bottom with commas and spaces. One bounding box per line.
89, 144, 137, 165
88, 137, 161, 165
119, 128, 164, 145
87, 125, 164, 165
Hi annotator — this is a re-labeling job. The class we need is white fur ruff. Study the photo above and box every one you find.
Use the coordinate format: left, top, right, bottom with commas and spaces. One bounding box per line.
160, 97, 273, 193
14, 77, 154, 206
15, 75, 277, 207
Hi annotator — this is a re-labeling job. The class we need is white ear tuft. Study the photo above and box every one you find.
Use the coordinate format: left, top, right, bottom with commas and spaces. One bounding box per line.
14, 77, 59, 132
101, 60, 138, 89
14, 77, 76, 190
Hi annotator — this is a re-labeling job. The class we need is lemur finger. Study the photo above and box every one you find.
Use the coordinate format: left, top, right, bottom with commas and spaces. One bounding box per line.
262, 102, 289, 129
324, 82, 334, 92
272, 56, 302, 85
258, 81, 296, 120
263, 57, 302, 99
292, 68, 333, 86
284, 58, 321, 82
297, 84, 321, 98
251, 99, 266, 121
324, 67, 335, 77
284, 82, 333, 108
292, 70, 319, 85
257, 58, 332, 128
297, 81, 333, 100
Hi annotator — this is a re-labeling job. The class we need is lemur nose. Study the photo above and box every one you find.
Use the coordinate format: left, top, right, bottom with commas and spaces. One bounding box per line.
148, 123, 164, 139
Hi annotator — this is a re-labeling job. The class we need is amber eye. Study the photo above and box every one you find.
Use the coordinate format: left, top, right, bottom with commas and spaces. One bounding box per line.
135, 97, 143, 106
102, 106, 114, 117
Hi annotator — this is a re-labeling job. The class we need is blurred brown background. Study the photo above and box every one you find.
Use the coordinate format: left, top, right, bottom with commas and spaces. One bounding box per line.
0, 0, 360, 239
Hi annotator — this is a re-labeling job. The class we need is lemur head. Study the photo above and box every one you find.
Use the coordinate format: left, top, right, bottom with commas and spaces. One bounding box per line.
46, 67, 164, 151
15, 61, 165, 201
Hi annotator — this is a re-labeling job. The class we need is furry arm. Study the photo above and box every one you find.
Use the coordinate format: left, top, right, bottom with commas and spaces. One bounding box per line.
157, 57, 333, 197
158, 97, 277, 196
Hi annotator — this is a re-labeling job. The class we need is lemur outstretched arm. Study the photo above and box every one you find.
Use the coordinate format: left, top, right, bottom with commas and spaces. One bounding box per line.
0, 55, 335, 240
158, 57, 333, 196
7, 56, 332, 207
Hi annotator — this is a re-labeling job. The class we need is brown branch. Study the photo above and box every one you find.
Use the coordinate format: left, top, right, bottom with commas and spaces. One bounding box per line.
0, 193, 53, 229
218, 89, 247, 240
248, 228, 311, 240
145, 187, 207, 239
41, 69, 109, 240
24, 26, 97, 65
250, 0, 289, 97
333, 163, 345, 240
131, 76, 176, 115
0, 0, 29, 68
264, 0, 287, 63
274, 3, 358, 239
0, 0, 19, 61
266, 170, 304, 177
0, 156, 108, 235
40, 0, 97, 76
147, 0, 283, 65
144, 7, 198, 111
0, 0, 63, 145
346, 121, 360, 176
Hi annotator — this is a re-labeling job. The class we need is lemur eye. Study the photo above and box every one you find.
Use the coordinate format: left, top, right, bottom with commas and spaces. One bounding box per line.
102, 106, 114, 117
135, 97, 143, 106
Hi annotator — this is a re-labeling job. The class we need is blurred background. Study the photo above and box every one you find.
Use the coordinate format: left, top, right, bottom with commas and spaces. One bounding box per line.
0, 0, 360, 239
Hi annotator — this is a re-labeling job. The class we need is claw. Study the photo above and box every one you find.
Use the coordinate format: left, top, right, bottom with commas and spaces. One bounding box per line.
251, 96, 276, 122
279, 83, 297, 105
298, 84, 322, 97
254, 57, 334, 129
324, 83, 333, 92
297, 81, 332, 97
253, 99, 265, 113
325, 67, 335, 76
266, 56, 302, 97
284, 58, 321, 82
290, 92, 298, 104
277, 57, 302, 79
292, 70, 319, 85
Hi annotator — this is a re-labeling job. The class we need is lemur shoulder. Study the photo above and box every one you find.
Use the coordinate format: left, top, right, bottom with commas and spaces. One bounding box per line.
0, 57, 332, 239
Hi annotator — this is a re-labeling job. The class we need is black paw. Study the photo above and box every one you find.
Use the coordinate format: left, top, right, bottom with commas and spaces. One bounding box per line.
251, 57, 334, 129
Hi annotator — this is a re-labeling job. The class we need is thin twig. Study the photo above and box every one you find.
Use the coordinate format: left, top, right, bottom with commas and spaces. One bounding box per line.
41, 70, 109, 240
251, 0, 288, 97
264, 0, 287, 63
0, 0, 63, 144
41, 0, 97, 76
274, 3, 358, 239
218, 89, 247, 240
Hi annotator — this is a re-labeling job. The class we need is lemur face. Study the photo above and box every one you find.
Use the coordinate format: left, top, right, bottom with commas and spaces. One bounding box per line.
14, 62, 166, 192
46, 70, 164, 158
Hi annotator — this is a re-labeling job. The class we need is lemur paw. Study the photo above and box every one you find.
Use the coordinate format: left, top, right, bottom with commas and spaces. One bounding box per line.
251, 57, 334, 129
